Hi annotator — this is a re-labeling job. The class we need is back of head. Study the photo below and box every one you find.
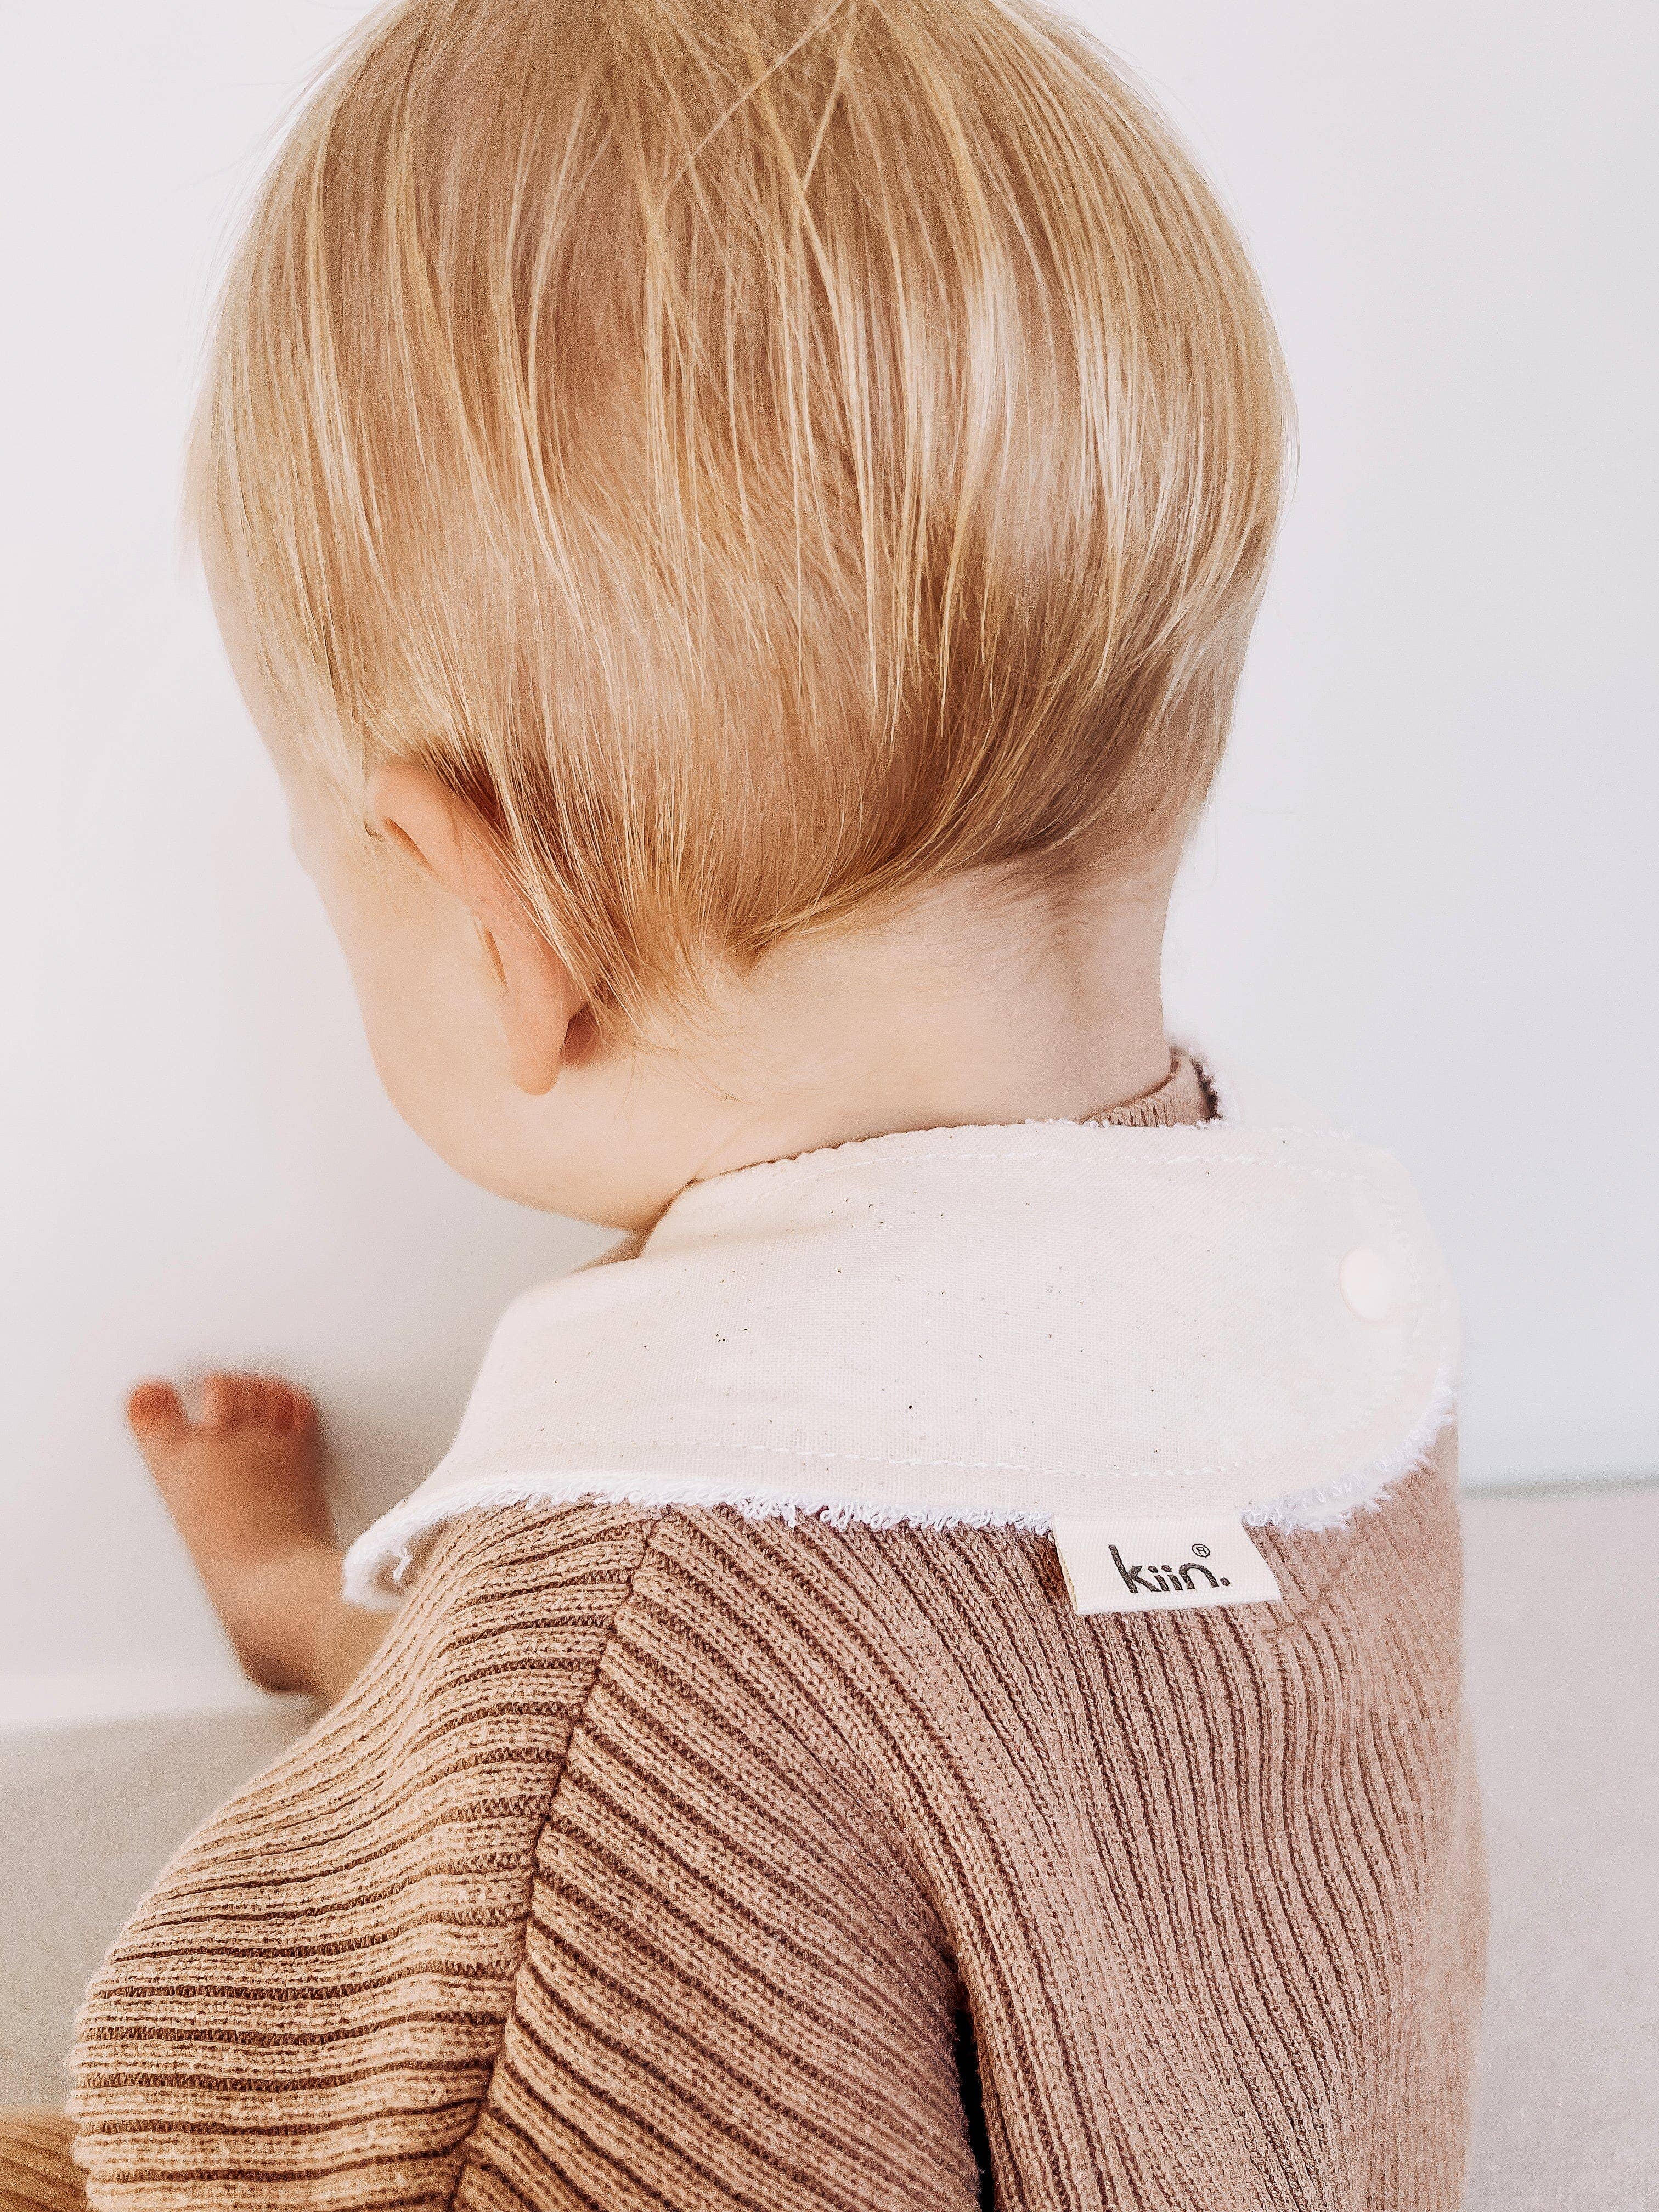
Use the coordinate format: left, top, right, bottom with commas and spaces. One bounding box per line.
194, 0, 1289, 1034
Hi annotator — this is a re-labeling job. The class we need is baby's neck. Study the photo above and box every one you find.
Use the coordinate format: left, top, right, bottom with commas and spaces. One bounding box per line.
682, 866, 1176, 1183
539, 856, 1182, 1228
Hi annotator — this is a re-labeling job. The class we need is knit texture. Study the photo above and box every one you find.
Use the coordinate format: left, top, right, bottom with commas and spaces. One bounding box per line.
57, 1463, 1483, 2211
1083, 1051, 1210, 1128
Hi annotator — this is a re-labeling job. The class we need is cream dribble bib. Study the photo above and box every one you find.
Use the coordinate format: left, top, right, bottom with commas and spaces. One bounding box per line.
343, 1060, 1460, 1612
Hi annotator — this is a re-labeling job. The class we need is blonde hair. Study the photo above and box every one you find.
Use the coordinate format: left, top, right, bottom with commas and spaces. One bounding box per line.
191, 0, 1289, 1031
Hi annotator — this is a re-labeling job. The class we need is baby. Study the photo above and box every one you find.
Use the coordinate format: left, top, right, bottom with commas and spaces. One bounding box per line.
12, 1, 1485, 2206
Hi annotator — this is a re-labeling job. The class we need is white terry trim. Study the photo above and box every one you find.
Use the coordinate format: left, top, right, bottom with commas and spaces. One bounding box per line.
343, 1357, 1460, 1605
1241, 1356, 1460, 1531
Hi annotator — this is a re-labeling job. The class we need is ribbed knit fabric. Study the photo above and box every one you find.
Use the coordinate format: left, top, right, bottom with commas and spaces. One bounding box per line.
55, 1466, 1483, 2211
5, 1056, 1487, 2210
1082, 1050, 1210, 1128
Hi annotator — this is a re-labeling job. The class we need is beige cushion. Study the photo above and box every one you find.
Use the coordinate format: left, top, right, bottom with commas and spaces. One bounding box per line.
1462, 1482, 1658, 2210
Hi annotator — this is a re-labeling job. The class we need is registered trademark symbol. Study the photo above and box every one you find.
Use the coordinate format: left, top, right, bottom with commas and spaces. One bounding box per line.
1191, 1542, 1211, 1558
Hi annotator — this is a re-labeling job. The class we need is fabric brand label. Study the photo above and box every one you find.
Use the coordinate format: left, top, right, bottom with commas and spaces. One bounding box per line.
1049, 1513, 1283, 1616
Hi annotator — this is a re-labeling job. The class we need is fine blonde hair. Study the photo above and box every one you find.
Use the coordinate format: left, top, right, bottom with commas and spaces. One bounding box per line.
190, 0, 1289, 1031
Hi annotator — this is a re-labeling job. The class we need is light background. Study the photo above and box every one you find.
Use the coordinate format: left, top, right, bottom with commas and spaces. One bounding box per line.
3, 0, 1654, 1722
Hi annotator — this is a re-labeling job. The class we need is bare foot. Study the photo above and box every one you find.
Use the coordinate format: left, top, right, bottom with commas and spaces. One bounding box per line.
128, 1373, 364, 1697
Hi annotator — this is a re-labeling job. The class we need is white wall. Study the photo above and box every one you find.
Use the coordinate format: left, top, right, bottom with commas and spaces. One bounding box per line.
3, 0, 1654, 1723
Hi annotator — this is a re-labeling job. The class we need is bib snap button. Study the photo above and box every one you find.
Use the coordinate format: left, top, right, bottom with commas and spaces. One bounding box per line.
1339, 1245, 1396, 1322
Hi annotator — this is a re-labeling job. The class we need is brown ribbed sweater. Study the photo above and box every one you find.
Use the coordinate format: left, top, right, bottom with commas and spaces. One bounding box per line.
7, 1062, 1488, 2210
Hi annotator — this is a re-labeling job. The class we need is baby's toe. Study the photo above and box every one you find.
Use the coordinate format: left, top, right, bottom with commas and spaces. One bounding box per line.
279, 1385, 320, 1442
202, 1373, 244, 1431
266, 1379, 302, 1435
127, 1381, 188, 1456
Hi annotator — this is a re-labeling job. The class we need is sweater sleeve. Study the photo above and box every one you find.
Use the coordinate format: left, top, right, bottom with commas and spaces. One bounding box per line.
450, 1508, 981, 2212
70, 1503, 980, 2212
69, 1504, 663, 2209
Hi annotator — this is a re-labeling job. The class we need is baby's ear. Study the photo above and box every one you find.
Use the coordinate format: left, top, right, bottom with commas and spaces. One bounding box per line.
366, 762, 585, 1094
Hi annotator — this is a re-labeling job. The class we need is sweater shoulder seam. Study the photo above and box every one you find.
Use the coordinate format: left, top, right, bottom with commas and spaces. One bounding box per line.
443, 1508, 669, 2206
